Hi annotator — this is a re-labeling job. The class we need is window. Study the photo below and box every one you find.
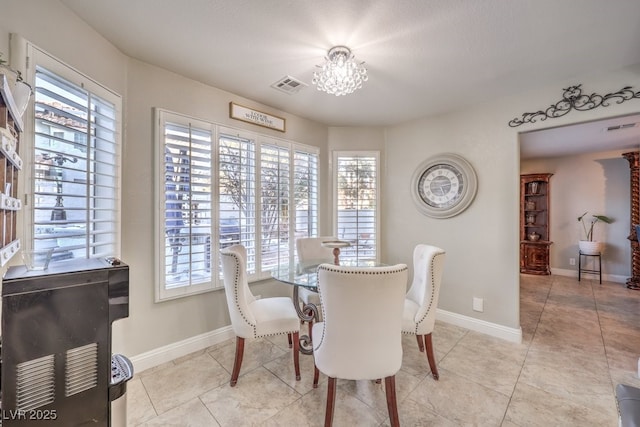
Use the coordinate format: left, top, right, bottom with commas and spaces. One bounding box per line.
294, 149, 319, 238
29, 49, 121, 264
161, 117, 213, 298
218, 131, 256, 274
156, 111, 319, 300
334, 152, 379, 262
259, 141, 291, 270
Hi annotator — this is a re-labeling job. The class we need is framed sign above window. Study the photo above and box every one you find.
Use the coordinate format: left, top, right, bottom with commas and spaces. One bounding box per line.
229, 102, 286, 132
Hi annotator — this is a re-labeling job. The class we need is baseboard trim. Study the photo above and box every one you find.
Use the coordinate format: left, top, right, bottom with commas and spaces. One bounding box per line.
131, 311, 522, 373
436, 308, 522, 344
551, 267, 628, 284
129, 326, 235, 374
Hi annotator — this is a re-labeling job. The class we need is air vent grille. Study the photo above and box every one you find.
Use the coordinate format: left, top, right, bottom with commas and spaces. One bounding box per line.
16, 354, 55, 411
606, 123, 637, 131
65, 343, 98, 397
271, 75, 308, 95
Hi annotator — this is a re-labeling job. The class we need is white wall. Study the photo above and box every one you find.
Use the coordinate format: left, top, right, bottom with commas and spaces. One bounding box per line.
384, 69, 640, 333
121, 59, 328, 355
522, 150, 631, 280
0, 0, 328, 359
2, 0, 640, 361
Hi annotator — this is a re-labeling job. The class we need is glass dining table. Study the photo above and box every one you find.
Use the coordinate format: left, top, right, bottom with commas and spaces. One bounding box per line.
271, 259, 381, 354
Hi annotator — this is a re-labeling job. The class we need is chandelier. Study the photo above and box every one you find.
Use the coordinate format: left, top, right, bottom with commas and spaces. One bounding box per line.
312, 46, 368, 96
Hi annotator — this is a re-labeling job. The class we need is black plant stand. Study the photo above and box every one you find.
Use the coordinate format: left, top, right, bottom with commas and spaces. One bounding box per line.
578, 250, 602, 284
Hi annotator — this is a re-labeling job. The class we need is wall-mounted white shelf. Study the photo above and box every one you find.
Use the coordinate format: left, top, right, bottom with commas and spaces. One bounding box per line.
0, 193, 21, 211
0, 71, 25, 268
0, 73, 24, 132
0, 127, 23, 169
0, 239, 20, 267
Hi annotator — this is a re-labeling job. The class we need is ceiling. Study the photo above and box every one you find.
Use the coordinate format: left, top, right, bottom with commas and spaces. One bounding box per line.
60, 0, 640, 155
520, 113, 640, 160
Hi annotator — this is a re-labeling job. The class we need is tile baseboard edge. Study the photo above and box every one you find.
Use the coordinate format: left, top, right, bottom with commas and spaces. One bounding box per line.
436, 308, 522, 344
129, 326, 235, 374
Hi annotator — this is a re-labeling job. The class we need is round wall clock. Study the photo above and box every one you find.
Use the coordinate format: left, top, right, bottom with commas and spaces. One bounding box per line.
410, 153, 478, 219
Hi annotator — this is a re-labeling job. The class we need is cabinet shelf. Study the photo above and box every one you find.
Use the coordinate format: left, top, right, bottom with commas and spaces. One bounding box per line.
520, 173, 553, 275
0, 239, 20, 267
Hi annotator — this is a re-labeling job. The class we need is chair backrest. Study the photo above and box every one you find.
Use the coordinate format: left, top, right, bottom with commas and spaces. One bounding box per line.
405, 244, 446, 333
220, 244, 257, 338
296, 236, 337, 268
314, 263, 408, 380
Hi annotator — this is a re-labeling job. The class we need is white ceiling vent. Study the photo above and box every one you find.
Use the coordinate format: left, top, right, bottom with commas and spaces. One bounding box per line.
271, 75, 308, 95
606, 123, 637, 132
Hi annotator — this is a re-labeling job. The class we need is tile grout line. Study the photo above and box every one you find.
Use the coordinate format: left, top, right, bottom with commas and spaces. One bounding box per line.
499, 275, 553, 426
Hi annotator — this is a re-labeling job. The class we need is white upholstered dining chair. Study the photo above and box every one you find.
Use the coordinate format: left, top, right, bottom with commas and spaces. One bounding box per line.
402, 244, 446, 380
220, 244, 301, 386
312, 263, 408, 427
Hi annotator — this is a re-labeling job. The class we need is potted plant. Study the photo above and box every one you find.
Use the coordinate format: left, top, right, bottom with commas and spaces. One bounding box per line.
577, 211, 614, 254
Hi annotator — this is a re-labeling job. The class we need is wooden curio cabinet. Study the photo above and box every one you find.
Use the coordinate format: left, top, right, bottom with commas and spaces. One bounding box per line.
520, 173, 553, 275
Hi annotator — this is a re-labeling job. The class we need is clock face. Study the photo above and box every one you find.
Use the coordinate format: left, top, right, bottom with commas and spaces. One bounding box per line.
410, 154, 477, 218
418, 164, 465, 208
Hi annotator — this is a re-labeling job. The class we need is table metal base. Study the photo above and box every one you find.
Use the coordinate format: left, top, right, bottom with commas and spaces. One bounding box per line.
292, 286, 319, 355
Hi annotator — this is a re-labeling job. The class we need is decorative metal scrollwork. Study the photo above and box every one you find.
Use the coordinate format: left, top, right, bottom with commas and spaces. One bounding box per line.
291, 286, 319, 355
509, 84, 640, 127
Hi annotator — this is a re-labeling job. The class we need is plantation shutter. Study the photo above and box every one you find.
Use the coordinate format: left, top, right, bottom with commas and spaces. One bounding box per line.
260, 142, 291, 270
335, 153, 378, 261
33, 66, 118, 261
218, 132, 257, 274
162, 122, 213, 289
294, 149, 319, 238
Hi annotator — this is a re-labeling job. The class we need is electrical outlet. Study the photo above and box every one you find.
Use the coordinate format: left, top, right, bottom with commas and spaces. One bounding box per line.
569, 258, 576, 266
473, 297, 483, 312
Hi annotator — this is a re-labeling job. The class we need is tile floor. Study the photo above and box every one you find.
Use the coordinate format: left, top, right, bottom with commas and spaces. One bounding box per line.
127, 274, 640, 426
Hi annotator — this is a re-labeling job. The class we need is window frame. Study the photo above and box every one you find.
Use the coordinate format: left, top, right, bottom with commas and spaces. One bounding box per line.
155, 110, 216, 301
155, 109, 320, 301
332, 150, 380, 262
22, 42, 123, 263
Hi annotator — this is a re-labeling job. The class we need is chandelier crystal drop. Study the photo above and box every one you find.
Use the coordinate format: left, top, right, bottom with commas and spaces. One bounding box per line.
312, 46, 368, 96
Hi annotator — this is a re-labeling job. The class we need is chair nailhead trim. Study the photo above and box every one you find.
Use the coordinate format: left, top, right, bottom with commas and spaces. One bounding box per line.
315, 264, 409, 350
318, 265, 408, 274
222, 249, 299, 339
412, 251, 445, 335
221, 251, 257, 337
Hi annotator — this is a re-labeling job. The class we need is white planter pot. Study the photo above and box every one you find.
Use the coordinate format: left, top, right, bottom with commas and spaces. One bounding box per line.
579, 240, 603, 255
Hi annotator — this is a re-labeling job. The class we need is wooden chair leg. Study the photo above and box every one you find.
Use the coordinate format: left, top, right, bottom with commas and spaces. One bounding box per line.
325, 377, 337, 427
313, 365, 320, 388
384, 376, 400, 427
230, 336, 245, 386
425, 333, 439, 380
292, 331, 301, 380
287, 333, 292, 348
416, 334, 425, 352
